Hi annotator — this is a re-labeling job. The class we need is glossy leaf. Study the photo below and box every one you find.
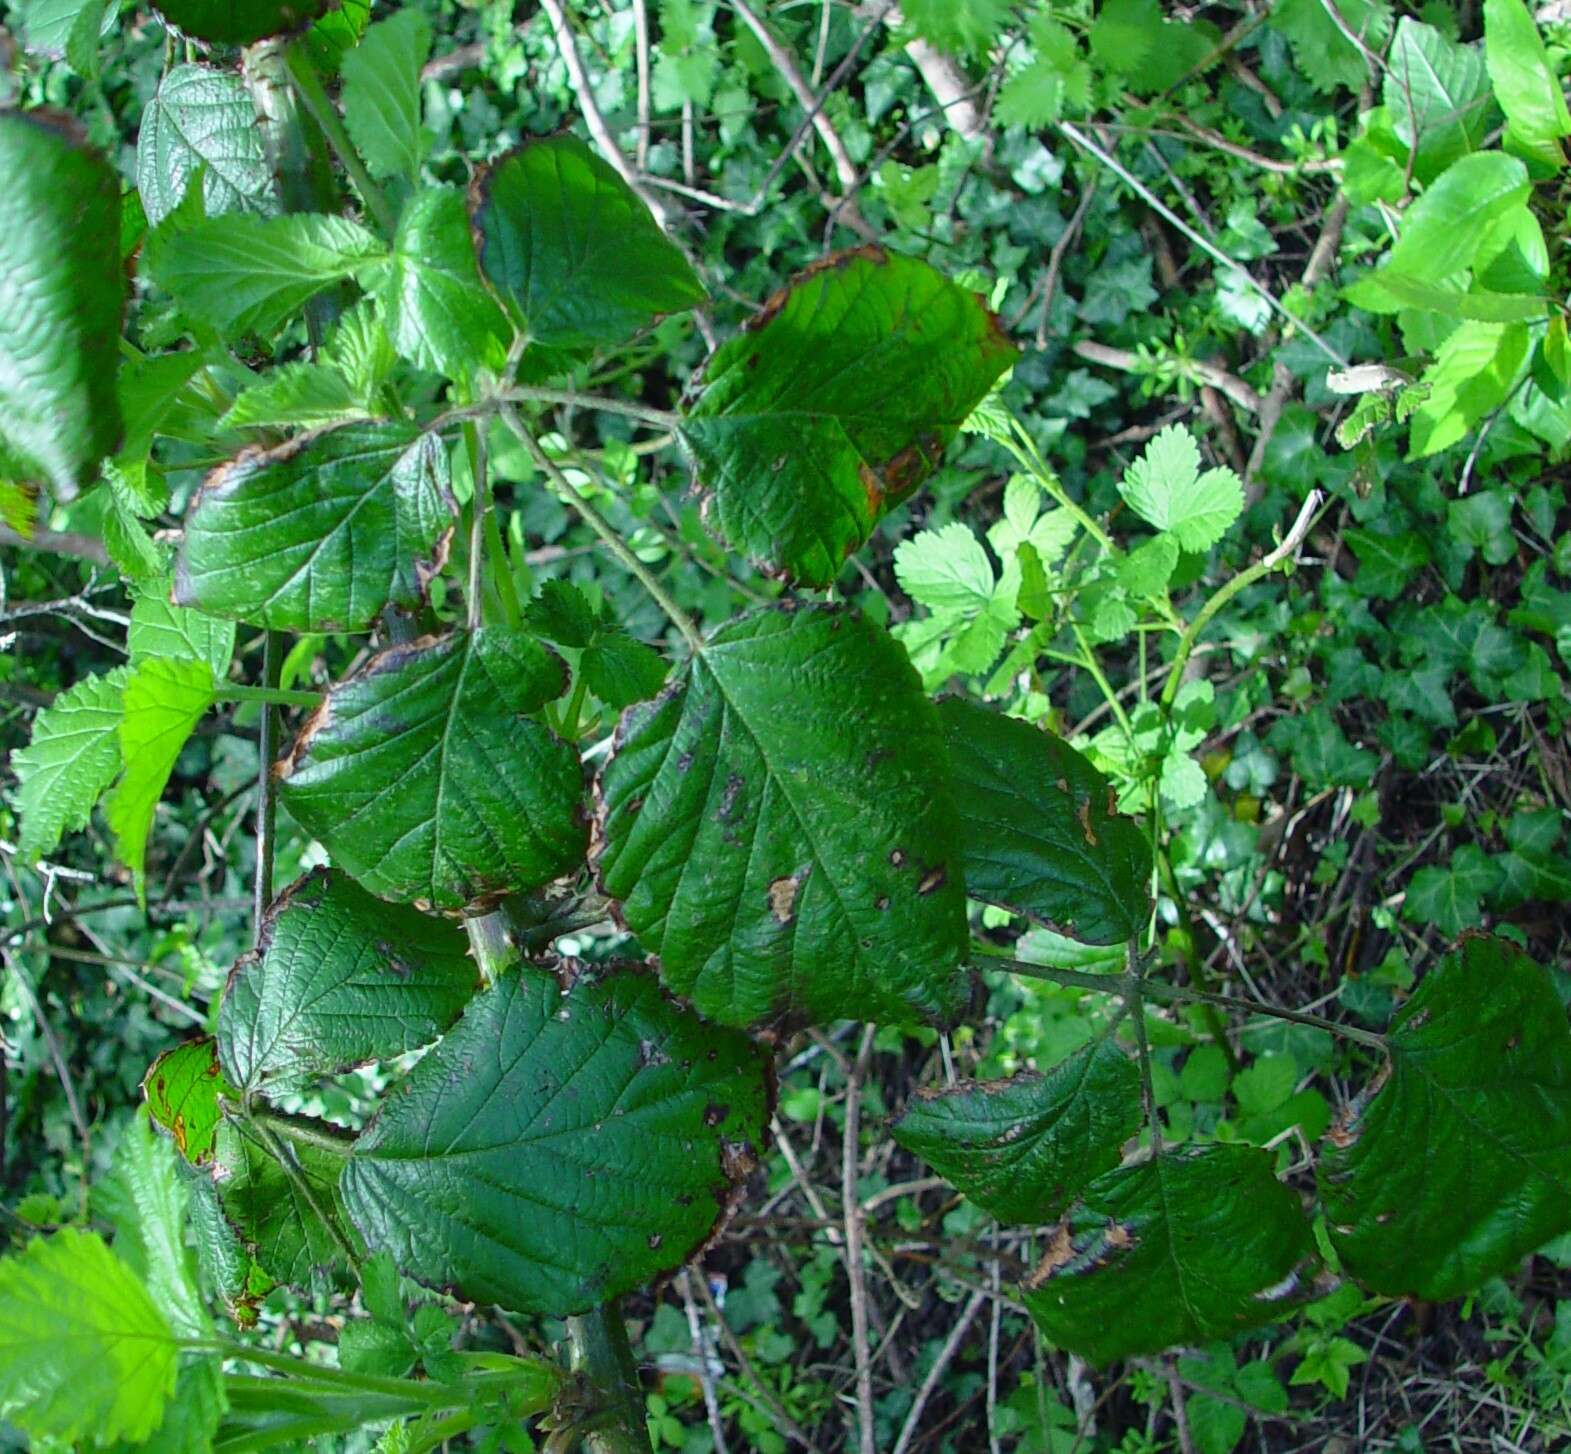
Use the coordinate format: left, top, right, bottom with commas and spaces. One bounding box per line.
892, 1038, 1142, 1223
938, 698, 1151, 944
0, 111, 124, 500
680, 248, 1016, 586
277, 628, 585, 909
151, 1, 331, 46
222, 361, 369, 430
219, 868, 477, 1091
175, 421, 455, 632
376, 186, 508, 380
1023, 1145, 1315, 1365
13, 668, 128, 862
136, 64, 274, 226
1382, 152, 1532, 283
341, 7, 431, 182
1318, 935, 1571, 1300
342, 964, 771, 1316
597, 604, 968, 1027
1485, 0, 1571, 170
1384, 19, 1495, 185
0, 1230, 177, 1448
469, 135, 705, 348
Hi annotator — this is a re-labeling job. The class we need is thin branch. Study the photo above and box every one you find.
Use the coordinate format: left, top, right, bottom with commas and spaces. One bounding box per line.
252, 631, 282, 931
844, 1025, 877, 1454
283, 43, 397, 236
502, 386, 678, 429
890, 1288, 988, 1454
633, 0, 652, 170
0, 524, 109, 564
678, 1271, 729, 1454
1073, 339, 1261, 415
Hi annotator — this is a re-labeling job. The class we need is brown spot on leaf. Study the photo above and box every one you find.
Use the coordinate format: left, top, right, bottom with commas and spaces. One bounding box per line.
767, 874, 803, 924
703, 1103, 730, 1127
1025, 1222, 1076, 1288
890, 849, 906, 868
1076, 800, 1099, 848
917, 866, 946, 896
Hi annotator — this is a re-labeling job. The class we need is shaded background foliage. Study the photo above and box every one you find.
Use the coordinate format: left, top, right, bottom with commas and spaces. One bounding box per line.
4, 1, 1571, 1449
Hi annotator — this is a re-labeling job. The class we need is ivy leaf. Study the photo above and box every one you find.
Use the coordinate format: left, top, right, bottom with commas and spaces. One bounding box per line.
376, 186, 509, 380
341, 7, 431, 182
1402, 845, 1504, 937
470, 136, 705, 349
1485, 0, 1571, 170
1023, 1145, 1315, 1364
148, 212, 386, 337
0, 112, 124, 500
1319, 935, 1571, 1298
151, 1, 331, 46
218, 868, 477, 1092
277, 628, 585, 910
129, 590, 236, 681
107, 656, 217, 905
1117, 426, 1243, 552
892, 1039, 1142, 1224
175, 421, 455, 632
342, 964, 772, 1316
13, 668, 129, 863
596, 605, 968, 1028
938, 699, 1151, 944
680, 248, 1017, 587
0, 1229, 178, 1447
136, 64, 275, 227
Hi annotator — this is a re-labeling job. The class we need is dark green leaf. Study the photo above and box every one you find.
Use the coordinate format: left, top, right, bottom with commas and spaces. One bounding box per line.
0, 111, 124, 500
219, 868, 477, 1091
583, 630, 669, 709
1023, 1145, 1315, 1364
470, 136, 704, 349
1318, 935, 1571, 1299
596, 604, 968, 1028
136, 64, 274, 227
892, 1038, 1142, 1223
277, 628, 585, 910
938, 698, 1151, 944
175, 421, 455, 632
151, 1, 331, 46
679, 248, 1016, 586
525, 579, 599, 648
341, 964, 771, 1316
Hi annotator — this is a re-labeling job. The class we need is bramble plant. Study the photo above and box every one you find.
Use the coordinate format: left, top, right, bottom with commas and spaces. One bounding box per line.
4, 2, 1571, 1452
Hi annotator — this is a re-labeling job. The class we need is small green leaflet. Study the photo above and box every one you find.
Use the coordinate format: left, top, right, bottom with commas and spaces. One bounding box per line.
148, 212, 386, 337
901, 0, 1012, 58
470, 136, 705, 349
1116, 425, 1242, 552
341, 7, 431, 182
937, 698, 1151, 944
222, 361, 369, 430
136, 64, 275, 226
143, 1037, 233, 1167
0, 1229, 178, 1448
596, 604, 969, 1028
680, 248, 1016, 587
13, 668, 128, 862
176, 421, 455, 632
219, 868, 477, 1091
342, 965, 771, 1316
1484, 0, 1571, 170
1024, 1144, 1315, 1365
1319, 935, 1571, 1299
151, 0, 331, 46
107, 656, 218, 905
277, 628, 585, 909
0, 111, 124, 500
524, 579, 670, 709
892, 1038, 1141, 1224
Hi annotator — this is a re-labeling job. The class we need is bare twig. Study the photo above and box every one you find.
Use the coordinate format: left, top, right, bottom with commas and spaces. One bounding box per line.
1073, 339, 1261, 414
865, 3, 986, 140
844, 1024, 877, 1454
633, 0, 652, 170
678, 1271, 729, 1454
890, 1289, 988, 1454
1034, 177, 1098, 347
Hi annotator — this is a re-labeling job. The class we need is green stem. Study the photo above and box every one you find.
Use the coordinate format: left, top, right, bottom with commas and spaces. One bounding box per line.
211, 1345, 456, 1402
566, 1300, 653, 1454
1154, 849, 1238, 1072
1126, 942, 1161, 1152
216, 685, 323, 709
1005, 421, 1114, 554
464, 420, 491, 632
248, 1108, 355, 1158
560, 668, 590, 741
1159, 490, 1324, 711
484, 497, 524, 627
500, 404, 705, 656
253, 631, 281, 928
1069, 624, 1133, 740
283, 43, 398, 237
465, 911, 518, 988
502, 387, 678, 430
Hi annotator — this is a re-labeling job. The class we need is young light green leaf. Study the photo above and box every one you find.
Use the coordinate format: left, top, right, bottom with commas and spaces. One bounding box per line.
376, 186, 509, 380
323, 299, 398, 406
13, 668, 128, 863
107, 656, 217, 905
937, 698, 1152, 944
1117, 425, 1243, 552
1382, 152, 1532, 283
148, 212, 386, 337
1319, 935, 1571, 1299
277, 628, 585, 910
1024, 1145, 1315, 1364
0, 1229, 178, 1447
894, 523, 998, 613
219, 868, 477, 1092
596, 604, 968, 1028
342, 965, 771, 1316
680, 248, 1017, 586
222, 361, 369, 430
471, 136, 704, 350
0, 112, 124, 500
893, 1039, 1142, 1224
175, 422, 455, 632
1485, 0, 1571, 169
151, 0, 331, 45
341, 7, 431, 181
1408, 319, 1531, 457
136, 64, 275, 226
129, 590, 236, 681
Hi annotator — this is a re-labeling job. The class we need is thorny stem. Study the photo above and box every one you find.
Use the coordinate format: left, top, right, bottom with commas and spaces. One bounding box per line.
282, 43, 398, 237
500, 404, 706, 656
566, 1300, 653, 1454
